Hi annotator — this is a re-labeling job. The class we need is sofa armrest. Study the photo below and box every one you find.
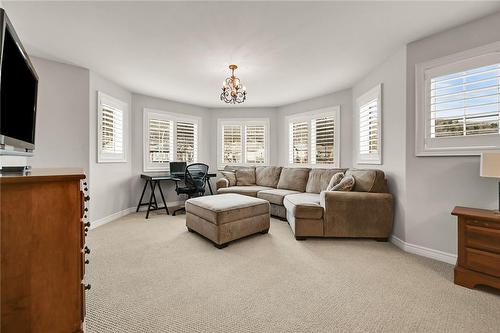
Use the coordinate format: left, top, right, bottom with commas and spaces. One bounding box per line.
216, 178, 229, 191
320, 191, 394, 238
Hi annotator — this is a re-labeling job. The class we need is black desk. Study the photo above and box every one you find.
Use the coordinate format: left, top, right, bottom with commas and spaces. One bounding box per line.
136, 172, 217, 219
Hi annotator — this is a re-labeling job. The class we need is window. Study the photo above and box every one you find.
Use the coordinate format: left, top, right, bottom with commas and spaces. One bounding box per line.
97, 92, 127, 163
416, 42, 500, 156
217, 119, 269, 169
143, 109, 200, 171
286, 106, 340, 167
356, 84, 382, 164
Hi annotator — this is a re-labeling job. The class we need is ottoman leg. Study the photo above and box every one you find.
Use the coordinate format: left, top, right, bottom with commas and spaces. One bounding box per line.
187, 227, 194, 233
295, 236, 306, 241
214, 242, 228, 249
260, 228, 269, 234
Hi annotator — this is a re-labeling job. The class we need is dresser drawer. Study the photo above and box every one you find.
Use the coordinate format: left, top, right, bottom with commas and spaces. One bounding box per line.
465, 248, 500, 277
465, 224, 500, 254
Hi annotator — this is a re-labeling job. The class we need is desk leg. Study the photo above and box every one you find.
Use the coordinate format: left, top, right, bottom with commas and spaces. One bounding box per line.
157, 182, 170, 215
149, 180, 159, 209
207, 178, 214, 195
146, 181, 157, 219
136, 180, 149, 212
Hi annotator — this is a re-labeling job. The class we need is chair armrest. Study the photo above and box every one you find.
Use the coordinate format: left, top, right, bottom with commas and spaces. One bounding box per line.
216, 178, 229, 191
320, 191, 394, 238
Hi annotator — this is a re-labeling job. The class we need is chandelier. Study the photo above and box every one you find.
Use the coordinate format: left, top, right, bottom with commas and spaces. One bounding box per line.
220, 64, 246, 104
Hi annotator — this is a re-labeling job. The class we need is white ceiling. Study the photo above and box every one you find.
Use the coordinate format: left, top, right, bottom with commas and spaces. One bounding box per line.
4, 1, 500, 108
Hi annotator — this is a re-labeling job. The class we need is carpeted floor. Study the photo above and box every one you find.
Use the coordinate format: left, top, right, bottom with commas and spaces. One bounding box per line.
85, 212, 500, 333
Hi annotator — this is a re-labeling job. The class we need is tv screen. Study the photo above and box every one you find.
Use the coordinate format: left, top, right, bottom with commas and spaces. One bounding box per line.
0, 10, 38, 151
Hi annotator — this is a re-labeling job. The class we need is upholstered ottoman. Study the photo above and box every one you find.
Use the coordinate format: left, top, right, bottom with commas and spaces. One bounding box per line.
185, 193, 270, 248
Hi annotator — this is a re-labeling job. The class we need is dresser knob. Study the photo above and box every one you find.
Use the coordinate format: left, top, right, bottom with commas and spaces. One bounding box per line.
84, 222, 91, 228
84, 187, 88, 191
84, 196, 90, 202
84, 284, 91, 291
83, 182, 87, 186
85, 259, 89, 264
84, 208, 88, 212
85, 227, 88, 232
84, 246, 90, 254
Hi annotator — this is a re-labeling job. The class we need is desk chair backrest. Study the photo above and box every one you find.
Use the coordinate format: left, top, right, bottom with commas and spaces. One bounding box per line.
184, 163, 209, 193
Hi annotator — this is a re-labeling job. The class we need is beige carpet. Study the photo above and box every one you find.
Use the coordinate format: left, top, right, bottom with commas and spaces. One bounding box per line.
85, 212, 500, 333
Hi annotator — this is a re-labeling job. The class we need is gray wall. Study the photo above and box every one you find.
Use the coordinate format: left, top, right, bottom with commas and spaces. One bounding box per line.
405, 12, 500, 254
277, 88, 353, 168
29, 57, 90, 174
208, 107, 279, 168
131, 93, 211, 205
89, 71, 133, 222
352, 47, 407, 241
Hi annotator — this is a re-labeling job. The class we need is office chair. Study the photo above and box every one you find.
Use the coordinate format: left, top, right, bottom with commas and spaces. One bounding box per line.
172, 163, 209, 216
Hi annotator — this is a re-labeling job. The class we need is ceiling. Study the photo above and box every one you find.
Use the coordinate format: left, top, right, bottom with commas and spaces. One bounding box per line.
4, 1, 500, 108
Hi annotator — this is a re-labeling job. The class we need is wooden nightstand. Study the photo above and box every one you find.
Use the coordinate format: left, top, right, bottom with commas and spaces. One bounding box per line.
451, 206, 500, 290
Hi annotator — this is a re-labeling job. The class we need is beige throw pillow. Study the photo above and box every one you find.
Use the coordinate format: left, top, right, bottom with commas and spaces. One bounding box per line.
330, 175, 355, 192
326, 172, 344, 191
235, 168, 256, 186
221, 171, 236, 186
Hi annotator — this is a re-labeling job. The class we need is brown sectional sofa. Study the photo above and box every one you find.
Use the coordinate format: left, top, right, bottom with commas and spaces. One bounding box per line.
216, 166, 394, 240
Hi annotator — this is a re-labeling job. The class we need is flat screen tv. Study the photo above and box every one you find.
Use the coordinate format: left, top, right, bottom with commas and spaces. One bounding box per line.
0, 8, 38, 154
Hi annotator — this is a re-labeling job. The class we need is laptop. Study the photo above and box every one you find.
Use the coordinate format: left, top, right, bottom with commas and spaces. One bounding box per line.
169, 162, 187, 177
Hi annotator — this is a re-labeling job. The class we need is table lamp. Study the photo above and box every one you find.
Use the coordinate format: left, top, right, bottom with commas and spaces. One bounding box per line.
480, 152, 500, 212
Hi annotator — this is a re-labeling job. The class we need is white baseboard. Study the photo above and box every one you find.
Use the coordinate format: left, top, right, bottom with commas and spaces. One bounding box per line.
90, 207, 136, 229
390, 235, 457, 265
91, 200, 186, 229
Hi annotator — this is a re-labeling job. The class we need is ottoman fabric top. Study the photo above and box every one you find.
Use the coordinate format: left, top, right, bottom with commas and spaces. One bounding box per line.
185, 194, 270, 225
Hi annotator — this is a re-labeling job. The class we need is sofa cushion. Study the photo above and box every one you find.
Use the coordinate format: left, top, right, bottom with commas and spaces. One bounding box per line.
283, 193, 323, 220
344, 169, 386, 193
326, 172, 344, 191
330, 175, 355, 191
186, 194, 269, 225
221, 171, 236, 186
217, 185, 274, 197
257, 188, 301, 205
255, 166, 282, 188
306, 168, 346, 193
277, 168, 310, 192
236, 168, 256, 186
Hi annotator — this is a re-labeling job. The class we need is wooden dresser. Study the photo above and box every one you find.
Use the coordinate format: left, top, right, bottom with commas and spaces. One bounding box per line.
1, 169, 90, 333
452, 206, 500, 290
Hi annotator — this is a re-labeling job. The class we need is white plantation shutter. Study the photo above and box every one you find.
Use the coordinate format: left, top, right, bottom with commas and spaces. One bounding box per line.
97, 92, 127, 163
245, 125, 266, 164
149, 118, 173, 164
359, 100, 379, 155
101, 105, 123, 154
176, 121, 198, 163
311, 116, 335, 164
289, 121, 309, 164
357, 85, 382, 164
429, 63, 500, 138
222, 125, 242, 164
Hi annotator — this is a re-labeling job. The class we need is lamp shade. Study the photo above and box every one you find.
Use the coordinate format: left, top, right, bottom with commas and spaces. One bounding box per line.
480, 152, 500, 178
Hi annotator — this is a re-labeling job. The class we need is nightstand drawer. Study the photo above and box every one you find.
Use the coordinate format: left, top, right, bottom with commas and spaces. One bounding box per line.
465, 248, 500, 277
465, 224, 500, 254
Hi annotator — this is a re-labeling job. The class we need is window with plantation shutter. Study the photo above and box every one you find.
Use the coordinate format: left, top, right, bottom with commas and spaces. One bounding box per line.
289, 121, 309, 164
287, 106, 340, 167
416, 42, 500, 156
97, 92, 127, 163
217, 119, 269, 169
176, 121, 198, 163
223, 125, 242, 164
357, 84, 382, 164
143, 109, 200, 171
311, 116, 335, 164
245, 125, 266, 164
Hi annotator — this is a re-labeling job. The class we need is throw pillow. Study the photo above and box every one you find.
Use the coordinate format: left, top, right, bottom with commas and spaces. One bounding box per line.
236, 168, 256, 186
326, 172, 344, 191
330, 175, 355, 192
221, 171, 236, 186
